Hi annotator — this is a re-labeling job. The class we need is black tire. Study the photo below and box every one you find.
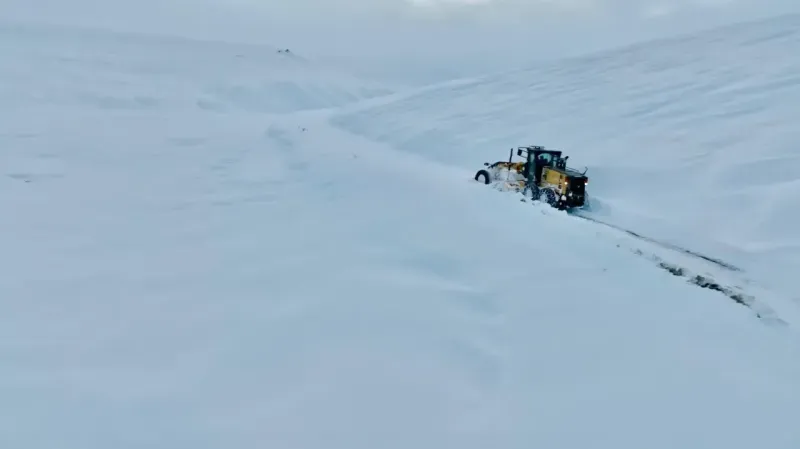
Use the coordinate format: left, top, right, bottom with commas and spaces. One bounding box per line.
522, 183, 540, 200
474, 170, 491, 184
539, 188, 557, 206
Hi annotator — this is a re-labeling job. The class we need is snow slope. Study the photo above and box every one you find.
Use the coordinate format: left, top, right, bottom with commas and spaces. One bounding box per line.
2, 20, 800, 449
331, 13, 800, 304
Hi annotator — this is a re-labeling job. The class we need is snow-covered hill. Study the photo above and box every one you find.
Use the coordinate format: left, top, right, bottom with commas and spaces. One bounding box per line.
2, 18, 800, 449
331, 13, 800, 303
0, 21, 394, 115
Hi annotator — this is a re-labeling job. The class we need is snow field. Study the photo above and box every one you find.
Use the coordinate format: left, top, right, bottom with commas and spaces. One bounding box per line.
2, 17, 800, 449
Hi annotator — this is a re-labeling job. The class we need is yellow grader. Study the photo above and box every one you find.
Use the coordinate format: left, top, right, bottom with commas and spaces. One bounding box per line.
474, 145, 589, 210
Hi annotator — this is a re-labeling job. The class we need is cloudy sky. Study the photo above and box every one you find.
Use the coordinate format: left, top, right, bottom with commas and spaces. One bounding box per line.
2, 0, 798, 83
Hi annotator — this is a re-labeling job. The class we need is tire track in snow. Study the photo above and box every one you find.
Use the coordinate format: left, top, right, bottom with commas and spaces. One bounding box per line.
572, 210, 789, 327
571, 210, 742, 272
508, 186, 792, 327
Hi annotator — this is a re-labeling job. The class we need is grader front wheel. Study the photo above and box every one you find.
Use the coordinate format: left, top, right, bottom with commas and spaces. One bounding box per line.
474, 170, 491, 184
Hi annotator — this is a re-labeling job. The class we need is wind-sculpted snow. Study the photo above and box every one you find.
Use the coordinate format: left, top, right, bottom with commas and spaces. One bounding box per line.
2, 18, 800, 449
330, 13, 800, 305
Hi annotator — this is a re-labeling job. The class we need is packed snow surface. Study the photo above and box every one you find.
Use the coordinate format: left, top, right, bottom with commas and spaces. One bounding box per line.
2, 17, 800, 449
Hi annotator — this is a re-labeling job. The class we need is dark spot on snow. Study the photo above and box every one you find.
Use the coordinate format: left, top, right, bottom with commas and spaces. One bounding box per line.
690, 274, 753, 306
654, 258, 756, 311
658, 262, 684, 276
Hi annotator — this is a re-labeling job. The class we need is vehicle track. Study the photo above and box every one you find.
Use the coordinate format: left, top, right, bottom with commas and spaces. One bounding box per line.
512, 191, 788, 326
568, 210, 742, 272
565, 209, 790, 326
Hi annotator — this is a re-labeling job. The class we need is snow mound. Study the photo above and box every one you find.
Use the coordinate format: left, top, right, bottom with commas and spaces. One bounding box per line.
0, 21, 394, 115
330, 13, 800, 300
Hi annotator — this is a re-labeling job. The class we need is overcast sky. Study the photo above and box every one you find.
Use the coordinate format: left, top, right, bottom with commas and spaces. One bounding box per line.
2, 0, 798, 83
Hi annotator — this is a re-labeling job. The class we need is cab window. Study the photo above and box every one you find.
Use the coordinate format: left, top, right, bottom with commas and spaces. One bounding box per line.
537, 154, 553, 166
